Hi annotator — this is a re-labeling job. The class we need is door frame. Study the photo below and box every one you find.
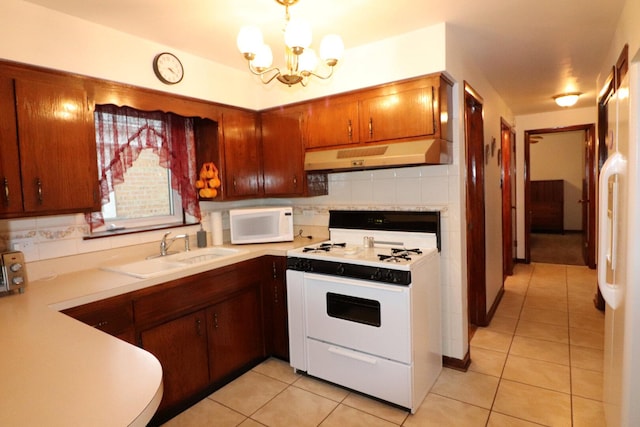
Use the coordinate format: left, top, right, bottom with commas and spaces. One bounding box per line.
524, 124, 597, 266
464, 82, 488, 326
501, 119, 515, 277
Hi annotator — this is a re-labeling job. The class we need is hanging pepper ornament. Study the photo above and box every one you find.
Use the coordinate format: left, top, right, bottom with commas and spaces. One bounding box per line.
196, 162, 220, 198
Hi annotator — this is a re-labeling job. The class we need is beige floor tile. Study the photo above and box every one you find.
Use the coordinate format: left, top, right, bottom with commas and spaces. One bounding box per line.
485, 315, 519, 334
162, 398, 246, 427
572, 396, 606, 427
502, 354, 571, 393
251, 386, 338, 427
569, 310, 604, 332
468, 346, 507, 377
570, 327, 604, 350
571, 367, 603, 401
487, 411, 544, 426
430, 368, 499, 409
509, 335, 570, 365
209, 371, 288, 416
494, 301, 523, 319
403, 393, 489, 427
504, 278, 529, 296
238, 419, 264, 427
519, 306, 568, 327
470, 328, 513, 353
251, 357, 301, 384
340, 393, 408, 425
515, 319, 569, 343
570, 345, 604, 372
527, 282, 568, 297
493, 379, 572, 426
293, 375, 350, 402
523, 294, 568, 312
319, 404, 398, 427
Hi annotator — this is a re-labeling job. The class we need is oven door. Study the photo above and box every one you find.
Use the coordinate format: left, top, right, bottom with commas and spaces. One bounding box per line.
304, 272, 411, 364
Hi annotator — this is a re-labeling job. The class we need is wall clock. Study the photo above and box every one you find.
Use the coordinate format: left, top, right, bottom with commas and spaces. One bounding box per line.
152, 52, 184, 85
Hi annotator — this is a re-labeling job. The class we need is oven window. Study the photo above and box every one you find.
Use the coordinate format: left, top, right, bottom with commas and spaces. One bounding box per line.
326, 293, 381, 327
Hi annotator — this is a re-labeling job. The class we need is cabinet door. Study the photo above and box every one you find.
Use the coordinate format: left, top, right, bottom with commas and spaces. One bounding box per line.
15, 78, 99, 213
140, 310, 209, 412
0, 77, 23, 215
360, 86, 435, 143
264, 257, 289, 360
306, 98, 359, 148
221, 109, 261, 198
208, 286, 263, 383
261, 110, 304, 196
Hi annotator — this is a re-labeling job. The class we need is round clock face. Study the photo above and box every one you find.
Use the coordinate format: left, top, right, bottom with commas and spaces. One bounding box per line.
153, 52, 184, 85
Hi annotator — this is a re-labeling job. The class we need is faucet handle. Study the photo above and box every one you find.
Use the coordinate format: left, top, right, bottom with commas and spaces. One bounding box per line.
162, 231, 172, 240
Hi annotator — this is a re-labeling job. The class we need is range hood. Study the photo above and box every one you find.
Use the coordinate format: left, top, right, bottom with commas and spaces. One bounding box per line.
304, 139, 452, 172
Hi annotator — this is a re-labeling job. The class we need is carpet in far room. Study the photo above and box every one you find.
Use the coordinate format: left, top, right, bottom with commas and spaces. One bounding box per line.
530, 232, 585, 266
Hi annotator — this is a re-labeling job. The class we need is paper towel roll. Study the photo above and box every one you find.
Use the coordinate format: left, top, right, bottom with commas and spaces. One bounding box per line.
211, 211, 223, 246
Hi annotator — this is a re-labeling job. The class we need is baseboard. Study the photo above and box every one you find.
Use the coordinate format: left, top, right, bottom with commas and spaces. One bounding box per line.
443, 349, 471, 372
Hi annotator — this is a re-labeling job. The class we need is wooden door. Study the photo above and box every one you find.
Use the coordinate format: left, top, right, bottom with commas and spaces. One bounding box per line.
360, 86, 434, 143
306, 98, 359, 148
15, 77, 98, 213
140, 310, 209, 412
266, 257, 289, 360
261, 109, 304, 196
501, 120, 514, 277
208, 286, 263, 383
221, 109, 261, 198
464, 83, 488, 326
0, 76, 23, 215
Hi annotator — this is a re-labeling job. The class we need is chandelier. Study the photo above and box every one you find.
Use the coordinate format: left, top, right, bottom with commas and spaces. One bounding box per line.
236, 0, 344, 87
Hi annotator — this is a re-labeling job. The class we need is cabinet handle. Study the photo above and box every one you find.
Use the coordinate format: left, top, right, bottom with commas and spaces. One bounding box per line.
347, 119, 353, 141
36, 178, 43, 205
213, 313, 219, 329
274, 285, 279, 304
272, 261, 277, 279
293, 176, 297, 188
91, 320, 109, 329
3, 178, 8, 207
196, 318, 202, 336
368, 118, 373, 138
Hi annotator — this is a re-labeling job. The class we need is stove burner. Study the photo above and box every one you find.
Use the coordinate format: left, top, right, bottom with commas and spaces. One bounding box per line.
378, 254, 413, 262
302, 242, 347, 253
391, 248, 423, 255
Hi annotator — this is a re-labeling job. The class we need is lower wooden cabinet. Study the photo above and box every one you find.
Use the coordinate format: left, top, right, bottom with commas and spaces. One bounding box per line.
140, 310, 210, 413
263, 256, 289, 361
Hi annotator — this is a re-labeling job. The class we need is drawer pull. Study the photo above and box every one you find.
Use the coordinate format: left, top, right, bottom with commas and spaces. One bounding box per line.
3, 178, 8, 206
36, 178, 43, 204
328, 346, 377, 364
92, 320, 109, 329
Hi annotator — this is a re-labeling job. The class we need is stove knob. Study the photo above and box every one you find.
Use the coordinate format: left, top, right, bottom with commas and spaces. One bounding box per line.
12, 277, 24, 286
336, 264, 345, 275
371, 268, 383, 281
10, 263, 22, 273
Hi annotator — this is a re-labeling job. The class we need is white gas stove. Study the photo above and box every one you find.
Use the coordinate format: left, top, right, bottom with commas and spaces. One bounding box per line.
286, 210, 442, 413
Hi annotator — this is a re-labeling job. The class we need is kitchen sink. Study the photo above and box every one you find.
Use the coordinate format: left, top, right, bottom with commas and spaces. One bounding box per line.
101, 247, 242, 279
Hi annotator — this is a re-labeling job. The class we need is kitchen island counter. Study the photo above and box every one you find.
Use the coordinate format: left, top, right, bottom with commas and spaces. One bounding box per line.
0, 235, 325, 426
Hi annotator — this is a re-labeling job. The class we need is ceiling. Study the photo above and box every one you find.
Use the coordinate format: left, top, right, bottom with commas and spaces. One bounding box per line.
24, 0, 626, 115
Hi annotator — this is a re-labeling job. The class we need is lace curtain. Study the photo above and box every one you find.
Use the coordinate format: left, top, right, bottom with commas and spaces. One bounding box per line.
85, 104, 201, 230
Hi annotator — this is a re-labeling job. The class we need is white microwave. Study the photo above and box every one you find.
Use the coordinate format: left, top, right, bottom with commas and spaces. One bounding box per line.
229, 207, 294, 244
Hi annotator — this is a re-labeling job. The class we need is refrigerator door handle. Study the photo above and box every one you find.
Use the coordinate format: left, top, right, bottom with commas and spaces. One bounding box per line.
598, 152, 627, 309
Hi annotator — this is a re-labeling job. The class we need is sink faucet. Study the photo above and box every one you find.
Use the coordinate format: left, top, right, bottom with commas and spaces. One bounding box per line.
160, 232, 190, 256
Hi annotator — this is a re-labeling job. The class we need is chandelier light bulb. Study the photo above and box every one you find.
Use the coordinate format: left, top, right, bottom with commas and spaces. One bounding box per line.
554, 93, 581, 107
285, 17, 312, 53
253, 44, 274, 70
237, 26, 264, 57
320, 34, 344, 65
298, 48, 319, 73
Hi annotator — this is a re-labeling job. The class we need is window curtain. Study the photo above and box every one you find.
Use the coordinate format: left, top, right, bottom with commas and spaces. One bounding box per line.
85, 104, 201, 230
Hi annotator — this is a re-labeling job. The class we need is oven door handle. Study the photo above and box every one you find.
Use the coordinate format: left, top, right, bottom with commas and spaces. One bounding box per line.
305, 273, 406, 293
328, 346, 378, 365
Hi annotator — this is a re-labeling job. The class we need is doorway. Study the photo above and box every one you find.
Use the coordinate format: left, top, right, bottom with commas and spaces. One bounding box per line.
524, 124, 597, 267
464, 83, 488, 326
501, 119, 516, 277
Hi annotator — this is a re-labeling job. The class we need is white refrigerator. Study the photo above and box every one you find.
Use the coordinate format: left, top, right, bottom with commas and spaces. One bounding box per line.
598, 58, 640, 427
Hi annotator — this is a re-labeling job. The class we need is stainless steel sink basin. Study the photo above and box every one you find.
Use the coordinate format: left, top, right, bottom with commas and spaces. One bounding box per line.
101, 247, 242, 278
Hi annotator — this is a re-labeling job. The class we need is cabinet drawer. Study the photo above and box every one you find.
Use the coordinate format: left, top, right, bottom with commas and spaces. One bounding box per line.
62, 294, 133, 338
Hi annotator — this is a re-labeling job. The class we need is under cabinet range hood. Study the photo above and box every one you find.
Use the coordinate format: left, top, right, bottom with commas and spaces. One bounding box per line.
303, 139, 452, 172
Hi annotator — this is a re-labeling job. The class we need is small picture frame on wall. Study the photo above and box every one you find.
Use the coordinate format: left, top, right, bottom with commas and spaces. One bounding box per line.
485, 144, 490, 164
497, 148, 502, 166
491, 137, 496, 156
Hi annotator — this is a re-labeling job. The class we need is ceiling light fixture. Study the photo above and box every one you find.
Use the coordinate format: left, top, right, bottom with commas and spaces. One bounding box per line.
554, 93, 581, 107
236, 0, 344, 87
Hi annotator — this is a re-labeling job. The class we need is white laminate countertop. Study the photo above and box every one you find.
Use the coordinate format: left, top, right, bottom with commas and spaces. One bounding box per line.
0, 236, 325, 426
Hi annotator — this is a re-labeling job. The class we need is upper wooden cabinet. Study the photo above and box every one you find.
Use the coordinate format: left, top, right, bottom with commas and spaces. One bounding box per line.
220, 109, 261, 199
0, 67, 99, 218
261, 109, 305, 196
302, 73, 453, 150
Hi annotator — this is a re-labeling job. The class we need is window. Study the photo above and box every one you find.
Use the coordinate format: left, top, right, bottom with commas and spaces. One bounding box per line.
86, 105, 200, 233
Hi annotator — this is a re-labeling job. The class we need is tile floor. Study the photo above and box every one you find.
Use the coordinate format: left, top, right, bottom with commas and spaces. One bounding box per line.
162, 262, 604, 427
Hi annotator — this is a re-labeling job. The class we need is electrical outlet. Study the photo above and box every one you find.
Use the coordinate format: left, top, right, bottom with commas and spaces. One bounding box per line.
11, 239, 34, 252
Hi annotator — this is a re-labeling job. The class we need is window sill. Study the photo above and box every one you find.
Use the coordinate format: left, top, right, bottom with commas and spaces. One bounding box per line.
84, 222, 199, 240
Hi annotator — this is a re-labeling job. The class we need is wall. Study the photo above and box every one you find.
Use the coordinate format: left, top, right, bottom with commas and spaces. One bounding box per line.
530, 131, 585, 231
514, 107, 597, 259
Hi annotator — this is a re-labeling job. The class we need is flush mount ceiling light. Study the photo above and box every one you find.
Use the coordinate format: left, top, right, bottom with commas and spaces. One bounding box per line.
236, 0, 344, 87
554, 93, 581, 107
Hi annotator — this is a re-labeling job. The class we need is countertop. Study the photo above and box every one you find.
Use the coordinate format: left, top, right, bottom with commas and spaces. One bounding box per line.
0, 236, 325, 426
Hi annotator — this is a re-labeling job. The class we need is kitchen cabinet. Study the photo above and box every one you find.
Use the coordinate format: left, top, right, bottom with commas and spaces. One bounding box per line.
0, 70, 99, 217
208, 286, 263, 383
263, 256, 289, 361
260, 109, 305, 196
61, 293, 135, 344
140, 309, 210, 413
305, 98, 359, 148
221, 108, 261, 198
